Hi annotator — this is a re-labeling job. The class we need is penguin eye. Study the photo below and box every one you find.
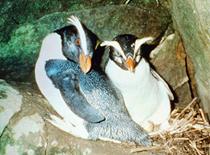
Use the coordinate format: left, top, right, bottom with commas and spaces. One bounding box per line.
75, 38, 80, 46
131, 43, 135, 49
113, 49, 122, 57
111, 50, 123, 64
135, 55, 141, 62
114, 56, 123, 64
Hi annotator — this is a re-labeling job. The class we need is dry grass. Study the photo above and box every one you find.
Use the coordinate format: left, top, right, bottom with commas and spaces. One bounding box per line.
131, 98, 210, 155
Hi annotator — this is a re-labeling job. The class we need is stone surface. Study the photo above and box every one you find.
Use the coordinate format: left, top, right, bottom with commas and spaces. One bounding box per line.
171, 0, 210, 116
0, 79, 22, 135
3, 114, 47, 155
12, 113, 45, 140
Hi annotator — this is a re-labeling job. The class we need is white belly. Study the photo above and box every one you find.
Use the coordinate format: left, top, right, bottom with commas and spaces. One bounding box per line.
35, 33, 89, 138
105, 59, 171, 127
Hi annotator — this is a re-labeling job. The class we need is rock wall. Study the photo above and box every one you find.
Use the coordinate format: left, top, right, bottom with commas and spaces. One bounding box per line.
171, 0, 210, 116
0, 80, 22, 135
151, 33, 193, 107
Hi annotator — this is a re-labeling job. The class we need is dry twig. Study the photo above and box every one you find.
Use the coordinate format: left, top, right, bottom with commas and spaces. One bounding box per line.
132, 97, 210, 155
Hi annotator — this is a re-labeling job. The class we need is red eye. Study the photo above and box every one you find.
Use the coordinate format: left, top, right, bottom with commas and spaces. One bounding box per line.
75, 39, 80, 45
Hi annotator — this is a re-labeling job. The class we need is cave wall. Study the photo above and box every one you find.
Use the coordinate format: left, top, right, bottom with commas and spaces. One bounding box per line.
171, 0, 210, 116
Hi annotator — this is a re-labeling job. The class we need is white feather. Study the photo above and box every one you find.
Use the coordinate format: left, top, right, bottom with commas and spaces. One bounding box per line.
101, 41, 127, 59
35, 33, 89, 138
105, 58, 173, 130
47, 115, 89, 138
151, 70, 174, 100
68, 16, 88, 55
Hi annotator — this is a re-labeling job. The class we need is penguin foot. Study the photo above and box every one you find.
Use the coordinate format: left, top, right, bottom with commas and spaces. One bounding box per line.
141, 121, 155, 132
127, 123, 153, 146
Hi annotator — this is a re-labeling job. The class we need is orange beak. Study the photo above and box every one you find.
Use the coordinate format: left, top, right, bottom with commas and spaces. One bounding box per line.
79, 52, 92, 74
125, 57, 136, 72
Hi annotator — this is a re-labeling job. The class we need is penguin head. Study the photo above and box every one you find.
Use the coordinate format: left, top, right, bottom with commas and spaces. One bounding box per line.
56, 16, 97, 73
101, 34, 154, 72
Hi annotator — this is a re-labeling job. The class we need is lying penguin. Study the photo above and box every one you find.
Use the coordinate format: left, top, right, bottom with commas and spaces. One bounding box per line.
101, 34, 174, 131
35, 16, 151, 145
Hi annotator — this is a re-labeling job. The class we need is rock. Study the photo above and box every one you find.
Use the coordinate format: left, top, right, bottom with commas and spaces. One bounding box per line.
0, 79, 22, 135
0, 81, 48, 155
12, 113, 44, 140
171, 0, 210, 116
3, 114, 46, 155
151, 33, 192, 107
0, 5, 170, 80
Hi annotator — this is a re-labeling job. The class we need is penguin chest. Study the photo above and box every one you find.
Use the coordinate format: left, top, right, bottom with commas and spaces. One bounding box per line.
105, 59, 170, 125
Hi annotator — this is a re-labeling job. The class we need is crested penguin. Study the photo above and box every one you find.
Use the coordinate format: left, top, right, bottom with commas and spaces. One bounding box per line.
35, 16, 151, 145
101, 34, 174, 131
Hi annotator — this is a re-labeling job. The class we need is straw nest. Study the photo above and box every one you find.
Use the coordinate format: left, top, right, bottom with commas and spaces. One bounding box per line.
131, 98, 210, 155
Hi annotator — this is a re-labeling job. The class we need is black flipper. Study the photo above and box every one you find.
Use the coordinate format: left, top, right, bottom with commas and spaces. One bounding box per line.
45, 59, 105, 123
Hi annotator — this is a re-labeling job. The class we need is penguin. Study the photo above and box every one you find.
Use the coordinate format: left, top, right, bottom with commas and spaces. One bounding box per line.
35, 16, 151, 145
101, 34, 174, 131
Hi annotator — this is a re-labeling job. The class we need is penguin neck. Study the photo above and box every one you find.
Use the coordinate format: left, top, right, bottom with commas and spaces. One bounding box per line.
92, 47, 109, 72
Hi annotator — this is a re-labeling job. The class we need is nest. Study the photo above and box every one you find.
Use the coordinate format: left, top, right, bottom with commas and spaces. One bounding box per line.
131, 98, 210, 155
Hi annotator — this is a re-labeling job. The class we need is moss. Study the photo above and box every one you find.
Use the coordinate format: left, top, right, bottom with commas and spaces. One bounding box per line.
0, 128, 14, 155
0, 0, 65, 43
0, 90, 7, 99
0, 105, 4, 113
0, 23, 42, 80
0, 81, 8, 99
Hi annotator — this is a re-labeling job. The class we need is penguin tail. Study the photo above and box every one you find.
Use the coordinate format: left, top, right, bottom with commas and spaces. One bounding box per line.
87, 120, 152, 146
47, 114, 90, 139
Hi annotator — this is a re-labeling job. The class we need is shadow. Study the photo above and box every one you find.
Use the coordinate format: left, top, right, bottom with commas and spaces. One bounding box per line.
140, 43, 157, 61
